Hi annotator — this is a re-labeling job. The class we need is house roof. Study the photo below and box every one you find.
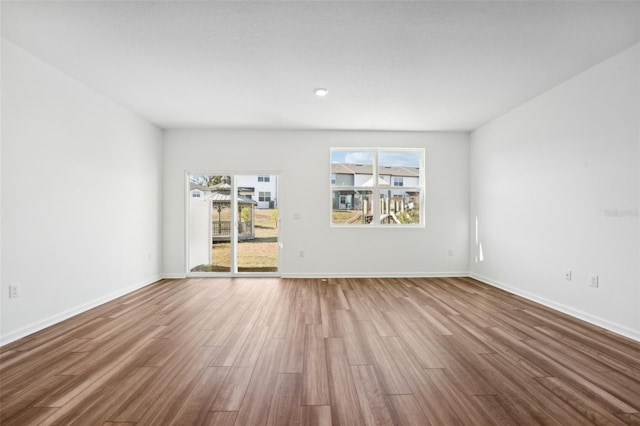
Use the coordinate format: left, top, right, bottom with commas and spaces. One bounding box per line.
189, 182, 209, 191
378, 166, 419, 178
331, 163, 419, 177
211, 182, 231, 191
209, 192, 257, 206
331, 163, 373, 175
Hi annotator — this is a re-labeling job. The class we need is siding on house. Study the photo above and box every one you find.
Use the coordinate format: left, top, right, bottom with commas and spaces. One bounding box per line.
331, 163, 419, 187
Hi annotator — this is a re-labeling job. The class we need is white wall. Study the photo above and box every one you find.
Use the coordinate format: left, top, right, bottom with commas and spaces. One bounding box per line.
470, 44, 640, 340
163, 130, 469, 277
0, 40, 164, 344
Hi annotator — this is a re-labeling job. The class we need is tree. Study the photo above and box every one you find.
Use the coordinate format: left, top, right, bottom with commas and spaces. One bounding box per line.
241, 206, 252, 222
189, 175, 223, 187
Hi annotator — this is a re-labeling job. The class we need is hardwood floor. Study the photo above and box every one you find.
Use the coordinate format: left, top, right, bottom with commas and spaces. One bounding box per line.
2, 277, 640, 425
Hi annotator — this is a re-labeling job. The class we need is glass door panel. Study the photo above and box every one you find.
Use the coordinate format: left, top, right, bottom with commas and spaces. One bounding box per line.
188, 175, 232, 273
236, 174, 279, 273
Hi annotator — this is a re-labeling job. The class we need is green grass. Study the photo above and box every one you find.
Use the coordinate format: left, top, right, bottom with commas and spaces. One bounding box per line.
332, 210, 361, 224
193, 208, 278, 272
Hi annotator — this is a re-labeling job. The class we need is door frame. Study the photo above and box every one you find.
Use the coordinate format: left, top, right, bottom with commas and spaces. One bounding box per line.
185, 170, 282, 278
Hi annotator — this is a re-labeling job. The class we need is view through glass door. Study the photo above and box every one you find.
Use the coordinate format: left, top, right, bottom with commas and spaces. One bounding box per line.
187, 173, 279, 275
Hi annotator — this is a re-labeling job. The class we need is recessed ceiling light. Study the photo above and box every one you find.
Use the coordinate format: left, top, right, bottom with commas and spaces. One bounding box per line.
314, 88, 329, 97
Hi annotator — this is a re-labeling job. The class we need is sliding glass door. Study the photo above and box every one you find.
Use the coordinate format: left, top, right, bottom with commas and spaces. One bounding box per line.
187, 173, 279, 276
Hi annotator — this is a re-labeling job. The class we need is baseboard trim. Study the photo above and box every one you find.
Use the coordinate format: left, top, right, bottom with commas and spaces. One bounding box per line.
470, 272, 640, 343
0, 275, 163, 347
161, 273, 187, 279
281, 271, 469, 279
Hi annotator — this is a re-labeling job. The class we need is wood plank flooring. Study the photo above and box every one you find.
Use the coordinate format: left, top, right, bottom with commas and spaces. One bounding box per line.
2, 276, 640, 425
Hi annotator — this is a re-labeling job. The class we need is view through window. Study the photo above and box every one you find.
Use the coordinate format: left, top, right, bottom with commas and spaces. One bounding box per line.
330, 149, 424, 226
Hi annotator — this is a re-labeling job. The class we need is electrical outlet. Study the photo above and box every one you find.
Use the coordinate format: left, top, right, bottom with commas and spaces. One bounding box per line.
448, 249, 453, 257
564, 270, 572, 281
9, 284, 19, 298
299, 250, 305, 258
590, 274, 599, 288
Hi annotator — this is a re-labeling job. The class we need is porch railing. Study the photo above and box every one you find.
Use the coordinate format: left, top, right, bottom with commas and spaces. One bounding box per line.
212, 221, 252, 236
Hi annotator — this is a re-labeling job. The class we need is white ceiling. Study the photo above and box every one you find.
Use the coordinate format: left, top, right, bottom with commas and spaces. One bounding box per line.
2, 1, 639, 131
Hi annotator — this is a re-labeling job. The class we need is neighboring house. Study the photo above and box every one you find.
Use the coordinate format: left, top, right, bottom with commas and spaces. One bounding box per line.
189, 177, 277, 209
331, 163, 419, 186
189, 182, 209, 198
236, 175, 278, 209
331, 163, 419, 210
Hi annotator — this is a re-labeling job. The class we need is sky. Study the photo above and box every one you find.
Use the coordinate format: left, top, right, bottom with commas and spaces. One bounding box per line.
331, 150, 422, 168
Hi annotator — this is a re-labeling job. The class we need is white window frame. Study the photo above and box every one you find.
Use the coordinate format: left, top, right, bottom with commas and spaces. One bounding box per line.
330, 148, 425, 228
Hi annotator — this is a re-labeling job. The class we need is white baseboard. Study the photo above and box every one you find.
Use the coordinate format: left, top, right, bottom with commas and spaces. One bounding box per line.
281, 271, 469, 279
163, 272, 468, 279
161, 273, 187, 279
470, 272, 640, 343
0, 275, 163, 347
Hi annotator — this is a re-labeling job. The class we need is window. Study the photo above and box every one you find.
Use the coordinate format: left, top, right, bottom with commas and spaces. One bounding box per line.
259, 191, 271, 202
258, 176, 270, 182
192, 192, 201, 198
330, 148, 424, 226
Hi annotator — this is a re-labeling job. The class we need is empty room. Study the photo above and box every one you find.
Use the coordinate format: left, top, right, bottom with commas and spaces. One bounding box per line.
1, 1, 639, 425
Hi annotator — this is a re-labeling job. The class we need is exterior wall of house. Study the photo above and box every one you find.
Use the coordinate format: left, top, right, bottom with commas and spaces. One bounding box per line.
388, 176, 420, 187
333, 174, 354, 186
190, 189, 207, 198
354, 173, 371, 186
236, 175, 278, 209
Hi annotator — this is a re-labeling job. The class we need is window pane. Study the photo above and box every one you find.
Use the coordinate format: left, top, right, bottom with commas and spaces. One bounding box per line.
378, 189, 421, 225
332, 189, 372, 224
330, 150, 373, 186
377, 151, 421, 190
189, 175, 232, 272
